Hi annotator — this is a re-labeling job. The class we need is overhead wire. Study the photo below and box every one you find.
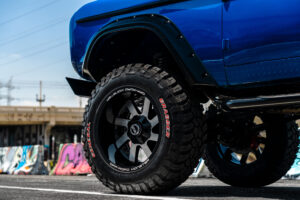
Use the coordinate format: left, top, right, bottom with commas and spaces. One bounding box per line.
0, 17, 66, 43
13, 80, 69, 86
0, 18, 67, 47
0, 0, 62, 26
0, 57, 67, 78
0, 1, 81, 105
0, 41, 68, 66
0, 36, 67, 60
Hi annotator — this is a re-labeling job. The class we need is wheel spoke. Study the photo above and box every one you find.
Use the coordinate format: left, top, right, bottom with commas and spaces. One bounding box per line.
127, 101, 139, 117
141, 144, 152, 158
106, 106, 114, 124
108, 144, 117, 164
114, 118, 130, 127
142, 97, 151, 117
150, 116, 159, 127
129, 144, 137, 162
115, 133, 130, 148
148, 132, 159, 142
102, 90, 161, 169
240, 154, 248, 165
258, 146, 264, 154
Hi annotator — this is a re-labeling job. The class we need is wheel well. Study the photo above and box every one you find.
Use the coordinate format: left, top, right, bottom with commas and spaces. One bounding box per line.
87, 29, 186, 85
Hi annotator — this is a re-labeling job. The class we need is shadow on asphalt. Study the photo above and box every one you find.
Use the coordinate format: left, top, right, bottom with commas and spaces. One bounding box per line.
167, 186, 300, 200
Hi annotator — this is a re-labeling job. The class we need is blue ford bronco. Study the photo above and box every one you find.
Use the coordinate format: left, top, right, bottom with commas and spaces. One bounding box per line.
67, 0, 300, 194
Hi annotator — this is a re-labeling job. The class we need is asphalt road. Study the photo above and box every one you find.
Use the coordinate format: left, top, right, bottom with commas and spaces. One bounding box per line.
0, 175, 299, 200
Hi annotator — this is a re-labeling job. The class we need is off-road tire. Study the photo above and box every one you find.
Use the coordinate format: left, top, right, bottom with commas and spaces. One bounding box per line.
82, 63, 207, 194
204, 118, 299, 187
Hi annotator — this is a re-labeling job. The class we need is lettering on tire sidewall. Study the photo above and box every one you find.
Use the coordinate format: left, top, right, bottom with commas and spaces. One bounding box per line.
109, 159, 150, 172
86, 122, 96, 158
159, 98, 171, 139
106, 88, 145, 102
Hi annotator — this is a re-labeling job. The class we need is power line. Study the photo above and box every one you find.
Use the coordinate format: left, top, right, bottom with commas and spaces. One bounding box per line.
12, 83, 69, 89
0, 18, 67, 47
0, 57, 67, 78
0, 37, 66, 60
11, 83, 69, 88
0, 79, 74, 106
13, 80, 69, 87
14, 86, 69, 89
0, 41, 68, 66
13, 81, 69, 86
10, 0, 48, 12
0, 17, 66, 43
14, 80, 68, 84
0, 0, 61, 26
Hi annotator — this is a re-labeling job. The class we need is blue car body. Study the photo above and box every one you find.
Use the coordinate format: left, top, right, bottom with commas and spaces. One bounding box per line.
69, 0, 300, 90
67, 1, 300, 193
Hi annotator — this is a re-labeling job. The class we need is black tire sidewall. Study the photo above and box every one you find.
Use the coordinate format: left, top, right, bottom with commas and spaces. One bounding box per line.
205, 118, 292, 186
85, 72, 174, 184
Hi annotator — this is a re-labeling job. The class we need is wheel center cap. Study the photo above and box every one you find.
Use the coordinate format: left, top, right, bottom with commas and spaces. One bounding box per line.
127, 116, 151, 144
129, 123, 142, 136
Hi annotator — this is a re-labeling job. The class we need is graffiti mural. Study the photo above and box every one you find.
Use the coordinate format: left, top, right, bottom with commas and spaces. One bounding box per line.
0, 145, 48, 175
191, 158, 205, 178
1, 147, 17, 174
0, 147, 8, 173
51, 143, 92, 175
285, 157, 300, 179
285, 136, 300, 179
7, 147, 23, 174
14, 146, 48, 175
14, 146, 37, 174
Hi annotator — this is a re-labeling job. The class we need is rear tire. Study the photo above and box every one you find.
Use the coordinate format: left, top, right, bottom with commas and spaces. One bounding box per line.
82, 63, 207, 194
204, 117, 299, 187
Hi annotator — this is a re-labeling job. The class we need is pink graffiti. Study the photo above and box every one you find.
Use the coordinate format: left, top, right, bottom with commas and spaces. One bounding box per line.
52, 143, 92, 175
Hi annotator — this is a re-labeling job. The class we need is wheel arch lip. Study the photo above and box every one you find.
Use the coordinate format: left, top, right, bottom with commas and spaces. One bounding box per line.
81, 14, 218, 87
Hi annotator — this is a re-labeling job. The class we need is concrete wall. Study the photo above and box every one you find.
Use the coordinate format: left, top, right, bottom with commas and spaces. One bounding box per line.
0, 125, 44, 147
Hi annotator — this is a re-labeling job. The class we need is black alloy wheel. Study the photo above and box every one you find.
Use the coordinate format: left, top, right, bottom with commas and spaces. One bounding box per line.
204, 115, 299, 187
82, 63, 208, 194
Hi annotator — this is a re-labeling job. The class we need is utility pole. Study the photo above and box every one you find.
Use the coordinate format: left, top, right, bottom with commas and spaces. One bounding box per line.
0, 82, 3, 105
79, 97, 82, 108
36, 81, 45, 107
6, 78, 15, 106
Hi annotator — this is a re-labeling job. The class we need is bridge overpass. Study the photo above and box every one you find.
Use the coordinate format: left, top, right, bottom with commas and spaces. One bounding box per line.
0, 106, 84, 126
0, 106, 84, 158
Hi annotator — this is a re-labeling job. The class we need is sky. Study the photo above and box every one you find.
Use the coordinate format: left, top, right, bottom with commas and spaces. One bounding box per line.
0, 0, 94, 107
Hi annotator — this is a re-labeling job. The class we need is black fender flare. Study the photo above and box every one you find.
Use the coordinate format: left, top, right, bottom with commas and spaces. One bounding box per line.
82, 14, 217, 87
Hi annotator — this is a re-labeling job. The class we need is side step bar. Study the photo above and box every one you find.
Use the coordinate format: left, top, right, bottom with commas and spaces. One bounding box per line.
226, 93, 300, 110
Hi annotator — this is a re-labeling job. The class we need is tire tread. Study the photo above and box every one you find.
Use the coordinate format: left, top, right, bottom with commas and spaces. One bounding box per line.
82, 63, 207, 194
